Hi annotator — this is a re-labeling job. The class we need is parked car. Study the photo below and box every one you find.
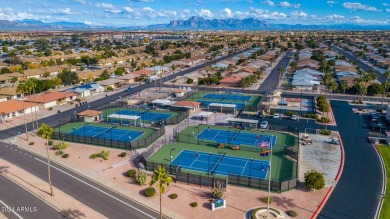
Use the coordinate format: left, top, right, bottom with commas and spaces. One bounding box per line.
370, 121, 383, 129
256, 112, 264, 118
260, 121, 269, 129
124, 87, 133, 92
291, 115, 297, 120
273, 114, 280, 119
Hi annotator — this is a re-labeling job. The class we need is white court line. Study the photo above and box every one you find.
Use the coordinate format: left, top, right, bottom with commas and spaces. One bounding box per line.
212, 131, 220, 140
188, 154, 201, 168
241, 161, 248, 175
34, 158, 156, 219
0, 199, 23, 219
114, 132, 129, 141
196, 128, 206, 139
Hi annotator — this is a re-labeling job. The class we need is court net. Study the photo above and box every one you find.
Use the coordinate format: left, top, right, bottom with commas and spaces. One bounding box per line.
92, 126, 117, 138
211, 151, 226, 174
231, 128, 241, 141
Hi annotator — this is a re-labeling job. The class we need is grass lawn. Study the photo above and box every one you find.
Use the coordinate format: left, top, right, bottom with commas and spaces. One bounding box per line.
149, 125, 297, 181
55, 121, 155, 141
377, 144, 390, 219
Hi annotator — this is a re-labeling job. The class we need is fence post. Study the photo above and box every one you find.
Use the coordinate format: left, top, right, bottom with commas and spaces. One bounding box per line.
187, 172, 189, 185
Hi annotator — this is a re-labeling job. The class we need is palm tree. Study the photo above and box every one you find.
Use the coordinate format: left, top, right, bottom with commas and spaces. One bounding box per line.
358, 69, 377, 102
150, 166, 173, 219
340, 80, 349, 94
325, 80, 338, 130
26, 79, 37, 131
16, 82, 29, 141
382, 70, 390, 107
278, 66, 285, 89
38, 123, 54, 197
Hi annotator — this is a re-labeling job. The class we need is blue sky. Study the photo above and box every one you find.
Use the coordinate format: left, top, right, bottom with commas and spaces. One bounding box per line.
0, 0, 389, 26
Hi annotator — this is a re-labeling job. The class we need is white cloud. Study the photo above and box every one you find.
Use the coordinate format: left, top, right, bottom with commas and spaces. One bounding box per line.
384, 3, 390, 7
291, 11, 307, 18
247, 0, 254, 3
105, 9, 121, 14
342, 2, 381, 12
326, 14, 345, 19
123, 7, 134, 13
195, 9, 213, 18
84, 21, 92, 25
387, 8, 390, 12
220, 8, 233, 18
129, 0, 154, 2
264, 0, 275, 6
72, 0, 86, 4
247, 7, 287, 20
327, 0, 336, 4
350, 15, 388, 24
96, 3, 115, 9
279, 1, 301, 8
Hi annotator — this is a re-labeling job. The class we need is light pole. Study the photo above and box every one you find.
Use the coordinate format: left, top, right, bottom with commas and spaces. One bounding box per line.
129, 136, 132, 149
250, 158, 253, 177
264, 136, 273, 219
170, 147, 176, 163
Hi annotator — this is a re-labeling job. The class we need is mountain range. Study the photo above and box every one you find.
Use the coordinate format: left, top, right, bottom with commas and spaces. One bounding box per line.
0, 16, 389, 31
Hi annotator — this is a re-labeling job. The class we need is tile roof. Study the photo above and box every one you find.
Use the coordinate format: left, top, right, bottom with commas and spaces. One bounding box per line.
0, 100, 37, 114
77, 110, 103, 117
219, 76, 242, 83
174, 100, 200, 107
132, 69, 154, 75
26, 91, 76, 103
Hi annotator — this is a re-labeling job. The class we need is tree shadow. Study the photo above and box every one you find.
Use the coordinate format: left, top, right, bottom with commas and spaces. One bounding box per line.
61, 209, 86, 218
272, 196, 297, 209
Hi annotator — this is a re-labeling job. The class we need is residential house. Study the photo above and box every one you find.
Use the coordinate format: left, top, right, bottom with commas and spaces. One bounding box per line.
66, 83, 104, 99
0, 100, 39, 122
23, 68, 46, 79
219, 76, 242, 87
25, 91, 77, 109
297, 58, 320, 70
132, 69, 154, 76
173, 89, 186, 97
0, 85, 21, 99
117, 74, 139, 84
98, 78, 124, 90
146, 66, 170, 75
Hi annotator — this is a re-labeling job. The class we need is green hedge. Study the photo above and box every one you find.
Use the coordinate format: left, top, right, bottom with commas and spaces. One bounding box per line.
190, 202, 198, 207
127, 169, 137, 178
168, 193, 178, 199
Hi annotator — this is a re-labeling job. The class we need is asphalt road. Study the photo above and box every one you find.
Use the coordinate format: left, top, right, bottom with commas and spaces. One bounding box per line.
317, 101, 383, 219
0, 142, 163, 219
258, 51, 294, 91
0, 174, 65, 219
333, 46, 385, 82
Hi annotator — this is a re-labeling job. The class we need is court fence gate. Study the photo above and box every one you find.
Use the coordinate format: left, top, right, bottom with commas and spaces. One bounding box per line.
144, 160, 296, 192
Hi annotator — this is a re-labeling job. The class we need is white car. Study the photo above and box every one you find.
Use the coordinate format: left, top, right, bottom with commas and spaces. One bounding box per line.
291, 115, 297, 120
273, 114, 280, 119
260, 121, 269, 129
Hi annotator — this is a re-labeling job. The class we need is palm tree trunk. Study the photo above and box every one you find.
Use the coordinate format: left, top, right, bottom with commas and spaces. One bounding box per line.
382, 81, 387, 107
325, 92, 332, 131
46, 139, 54, 196
23, 99, 29, 141
34, 88, 39, 131
30, 91, 35, 132
160, 193, 162, 219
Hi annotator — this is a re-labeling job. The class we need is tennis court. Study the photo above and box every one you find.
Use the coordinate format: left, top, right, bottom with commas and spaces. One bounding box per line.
203, 93, 252, 101
170, 150, 269, 179
115, 109, 173, 122
197, 128, 277, 148
68, 125, 143, 142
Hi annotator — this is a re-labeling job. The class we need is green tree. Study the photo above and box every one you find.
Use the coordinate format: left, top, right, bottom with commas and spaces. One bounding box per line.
367, 83, 384, 95
382, 70, 390, 106
58, 70, 79, 85
339, 80, 349, 94
278, 66, 285, 89
38, 123, 55, 196
171, 64, 176, 72
304, 170, 325, 191
150, 166, 173, 219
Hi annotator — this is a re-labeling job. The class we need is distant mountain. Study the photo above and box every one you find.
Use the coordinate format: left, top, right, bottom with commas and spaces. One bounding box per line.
0, 17, 389, 31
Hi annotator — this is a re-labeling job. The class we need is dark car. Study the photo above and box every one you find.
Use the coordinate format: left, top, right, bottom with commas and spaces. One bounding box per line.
124, 87, 133, 92
256, 112, 264, 118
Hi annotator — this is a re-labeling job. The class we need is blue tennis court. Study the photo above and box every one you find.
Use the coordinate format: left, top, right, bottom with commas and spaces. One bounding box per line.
170, 150, 269, 179
203, 93, 252, 101
68, 125, 143, 142
197, 128, 277, 148
115, 109, 173, 122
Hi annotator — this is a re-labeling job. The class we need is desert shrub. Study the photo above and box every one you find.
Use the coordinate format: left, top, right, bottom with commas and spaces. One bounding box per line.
144, 187, 156, 197
61, 154, 69, 158
48, 140, 53, 146
303, 114, 318, 119
187, 78, 194, 84
127, 169, 137, 178
168, 194, 178, 199
270, 109, 275, 115
135, 170, 147, 186
358, 108, 364, 111
29, 142, 34, 145
100, 149, 110, 160
118, 152, 127, 157
287, 210, 298, 217
304, 170, 325, 190
317, 117, 330, 123
48, 107, 53, 110
106, 86, 114, 91
190, 202, 198, 207
89, 153, 99, 159
319, 129, 331, 135
55, 150, 64, 156
210, 181, 224, 199
53, 141, 68, 150
261, 196, 273, 204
